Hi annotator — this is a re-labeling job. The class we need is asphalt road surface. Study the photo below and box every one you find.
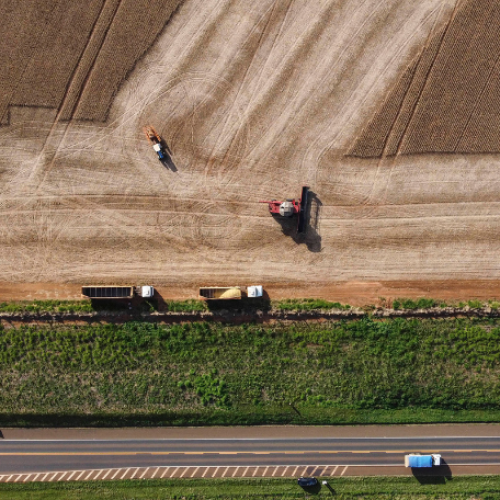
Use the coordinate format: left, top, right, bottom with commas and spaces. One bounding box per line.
2, 436, 500, 474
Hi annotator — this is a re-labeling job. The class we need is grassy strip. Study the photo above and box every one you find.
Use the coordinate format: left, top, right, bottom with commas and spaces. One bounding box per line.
392, 298, 500, 310
4, 409, 500, 428
275, 299, 351, 311
2, 476, 500, 499
3, 318, 500, 425
2, 297, 500, 314
0, 300, 94, 314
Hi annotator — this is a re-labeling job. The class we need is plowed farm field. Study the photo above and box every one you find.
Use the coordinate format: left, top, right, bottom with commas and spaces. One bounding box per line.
1, 0, 500, 301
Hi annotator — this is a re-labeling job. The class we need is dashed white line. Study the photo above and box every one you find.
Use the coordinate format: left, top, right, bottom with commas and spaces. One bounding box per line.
101, 469, 113, 480
93, 470, 104, 480
75, 470, 86, 481
120, 468, 130, 480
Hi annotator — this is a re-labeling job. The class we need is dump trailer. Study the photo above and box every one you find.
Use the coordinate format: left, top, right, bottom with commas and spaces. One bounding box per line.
82, 285, 154, 299
199, 287, 242, 300
260, 186, 309, 233
404, 454, 441, 467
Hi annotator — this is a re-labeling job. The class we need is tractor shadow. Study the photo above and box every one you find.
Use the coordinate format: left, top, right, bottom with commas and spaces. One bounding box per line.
411, 460, 453, 484
273, 190, 322, 252
159, 140, 178, 172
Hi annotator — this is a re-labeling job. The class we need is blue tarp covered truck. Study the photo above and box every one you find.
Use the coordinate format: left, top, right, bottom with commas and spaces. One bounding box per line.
404, 454, 441, 467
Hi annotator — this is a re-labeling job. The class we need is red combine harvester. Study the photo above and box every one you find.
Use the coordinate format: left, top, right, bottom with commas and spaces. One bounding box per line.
260, 186, 309, 233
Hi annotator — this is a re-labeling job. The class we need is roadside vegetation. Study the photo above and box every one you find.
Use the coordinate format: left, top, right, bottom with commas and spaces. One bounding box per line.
1, 476, 500, 499
2, 297, 499, 316
4, 317, 500, 425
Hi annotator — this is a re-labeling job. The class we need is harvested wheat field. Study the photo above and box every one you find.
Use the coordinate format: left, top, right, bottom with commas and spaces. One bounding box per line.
1, 0, 500, 300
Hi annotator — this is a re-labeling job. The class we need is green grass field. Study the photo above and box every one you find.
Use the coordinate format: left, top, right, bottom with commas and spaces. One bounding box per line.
3, 317, 500, 425
1, 476, 500, 500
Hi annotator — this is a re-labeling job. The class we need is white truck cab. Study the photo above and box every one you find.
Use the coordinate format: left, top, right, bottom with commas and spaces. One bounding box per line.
137, 286, 155, 298
247, 285, 263, 297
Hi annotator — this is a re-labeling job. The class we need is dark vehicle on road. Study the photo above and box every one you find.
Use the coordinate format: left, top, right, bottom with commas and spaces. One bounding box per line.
297, 477, 318, 487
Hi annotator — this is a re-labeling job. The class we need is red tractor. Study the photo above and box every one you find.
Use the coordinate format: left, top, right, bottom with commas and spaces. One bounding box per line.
260, 186, 309, 233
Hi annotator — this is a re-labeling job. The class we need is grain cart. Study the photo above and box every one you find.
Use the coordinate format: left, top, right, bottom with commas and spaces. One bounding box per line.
144, 125, 166, 160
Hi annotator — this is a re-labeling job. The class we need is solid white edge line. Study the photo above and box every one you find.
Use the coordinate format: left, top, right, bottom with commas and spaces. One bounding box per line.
7, 436, 500, 442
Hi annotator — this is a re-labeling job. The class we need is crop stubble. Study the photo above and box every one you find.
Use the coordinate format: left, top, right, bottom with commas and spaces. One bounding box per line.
2, 0, 500, 291
350, 0, 500, 156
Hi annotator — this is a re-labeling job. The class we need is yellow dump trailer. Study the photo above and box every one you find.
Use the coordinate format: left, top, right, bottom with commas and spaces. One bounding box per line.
199, 287, 242, 300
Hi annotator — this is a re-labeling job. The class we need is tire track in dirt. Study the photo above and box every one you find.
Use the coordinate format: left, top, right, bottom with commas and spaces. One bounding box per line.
25, 0, 123, 190
307, 1, 447, 198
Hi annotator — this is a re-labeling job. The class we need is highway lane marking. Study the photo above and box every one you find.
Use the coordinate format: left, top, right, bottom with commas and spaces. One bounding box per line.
232, 467, 239, 477
160, 467, 170, 478
139, 467, 149, 479
0, 449, 493, 456
193, 467, 200, 477
341, 466, 348, 476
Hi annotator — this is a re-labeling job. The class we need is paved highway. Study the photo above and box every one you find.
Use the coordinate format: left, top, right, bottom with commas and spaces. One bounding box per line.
2, 436, 500, 474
